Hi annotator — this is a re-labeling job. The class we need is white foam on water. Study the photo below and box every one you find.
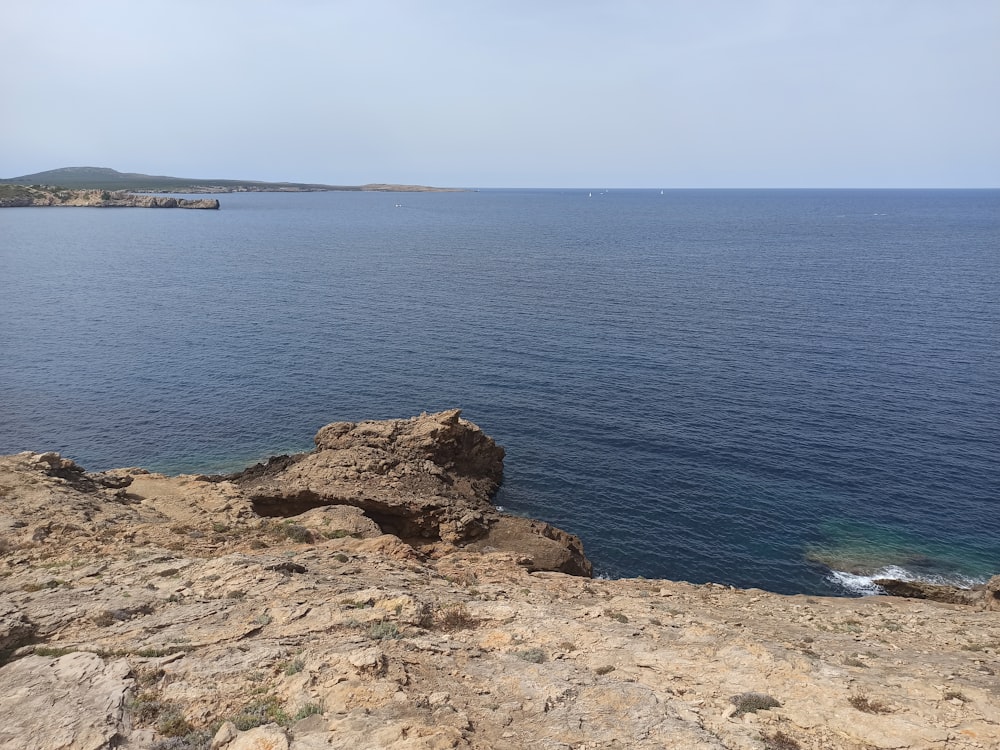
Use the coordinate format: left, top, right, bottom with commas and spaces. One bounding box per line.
826, 569, 894, 596
827, 565, 988, 596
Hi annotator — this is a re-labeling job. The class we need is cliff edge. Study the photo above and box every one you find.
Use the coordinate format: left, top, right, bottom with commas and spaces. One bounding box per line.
0, 412, 998, 750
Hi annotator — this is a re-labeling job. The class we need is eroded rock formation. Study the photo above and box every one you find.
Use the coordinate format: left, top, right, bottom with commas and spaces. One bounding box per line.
875, 576, 1000, 610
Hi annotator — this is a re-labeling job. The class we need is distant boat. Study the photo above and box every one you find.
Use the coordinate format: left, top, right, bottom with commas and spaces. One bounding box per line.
588, 192, 592, 198
660, 190, 664, 195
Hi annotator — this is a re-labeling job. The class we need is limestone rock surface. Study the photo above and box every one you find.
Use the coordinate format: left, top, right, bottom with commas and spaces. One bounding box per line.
1, 414, 998, 750
0, 652, 131, 750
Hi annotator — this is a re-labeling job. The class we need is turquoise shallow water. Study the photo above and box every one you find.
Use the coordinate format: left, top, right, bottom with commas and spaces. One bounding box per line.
1, 189, 997, 594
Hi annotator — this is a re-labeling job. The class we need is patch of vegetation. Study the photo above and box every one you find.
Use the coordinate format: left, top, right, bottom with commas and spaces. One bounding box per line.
149, 732, 212, 750
132, 645, 197, 658
135, 667, 165, 688
92, 611, 116, 627
433, 603, 478, 631
22, 579, 65, 592
334, 553, 349, 563
130, 691, 170, 724
129, 690, 195, 736
33, 645, 79, 657
730, 692, 781, 716
157, 710, 194, 737
943, 690, 968, 702
264, 520, 314, 544
514, 648, 546, 664
594, 665, 615, 675
229, 696, 290, 730
324, 529, 351, 539
762, 730, 802, 750
603, 609, 629, 624
849, 691, 891, 714
367, 620, 400, 640
843, 656, 867, 668
284, 657, 305, 676
343, 599, 373, 609
293, 703, 324, 720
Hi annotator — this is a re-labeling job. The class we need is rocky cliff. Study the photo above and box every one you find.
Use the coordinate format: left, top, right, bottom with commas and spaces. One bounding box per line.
0, 185, 219, 209
0, 411, 998, 750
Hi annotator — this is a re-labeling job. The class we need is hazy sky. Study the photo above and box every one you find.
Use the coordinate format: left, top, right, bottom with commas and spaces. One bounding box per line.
3, 1, 998, 187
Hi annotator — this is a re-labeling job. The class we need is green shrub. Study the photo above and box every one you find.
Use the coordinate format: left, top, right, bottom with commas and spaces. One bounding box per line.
157, 711, 193, 737
294, 703, 324, 720
230, 697, 290, 730
279, 522, 314, 543
367, 621, 400, 640
129, 691, 168, 723
515, 648, 546, 664
730, 692, 781, 716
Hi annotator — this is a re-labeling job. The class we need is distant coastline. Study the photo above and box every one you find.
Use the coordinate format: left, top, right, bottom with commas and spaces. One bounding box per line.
1, 166, 462, 194
0, 185, 220, 209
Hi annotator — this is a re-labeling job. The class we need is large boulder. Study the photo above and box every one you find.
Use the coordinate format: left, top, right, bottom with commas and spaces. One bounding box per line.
465, 516, 592, 577
229, 410, 593, 576
232, 410, 505, 543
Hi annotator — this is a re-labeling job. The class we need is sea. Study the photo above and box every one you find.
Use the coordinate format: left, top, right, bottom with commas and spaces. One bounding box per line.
1, 188, 997, 596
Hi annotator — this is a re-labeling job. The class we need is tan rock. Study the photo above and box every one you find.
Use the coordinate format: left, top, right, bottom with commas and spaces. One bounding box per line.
0, 417, 997, 750
0, 652, 131, 750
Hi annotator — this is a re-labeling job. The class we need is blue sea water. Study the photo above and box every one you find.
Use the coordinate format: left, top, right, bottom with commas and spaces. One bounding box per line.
1, 188, 997, 595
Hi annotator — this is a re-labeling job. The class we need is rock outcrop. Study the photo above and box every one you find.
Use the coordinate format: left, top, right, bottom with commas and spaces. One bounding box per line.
875, 576, 1000, 610
1, 413, 998, 750
220, 410, 592, 577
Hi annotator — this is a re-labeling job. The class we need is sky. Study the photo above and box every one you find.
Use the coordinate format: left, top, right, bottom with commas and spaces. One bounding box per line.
2, 1, 998, 188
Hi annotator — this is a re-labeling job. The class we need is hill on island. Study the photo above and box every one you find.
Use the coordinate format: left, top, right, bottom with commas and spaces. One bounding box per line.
2, 166, 457, 193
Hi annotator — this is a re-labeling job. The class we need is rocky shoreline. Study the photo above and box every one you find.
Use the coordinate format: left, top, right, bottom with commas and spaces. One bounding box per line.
0, 185, 219, 209
1, 411, 998, 749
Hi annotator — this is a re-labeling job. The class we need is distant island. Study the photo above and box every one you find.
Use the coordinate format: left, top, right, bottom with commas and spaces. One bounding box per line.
1, 166, 461, 194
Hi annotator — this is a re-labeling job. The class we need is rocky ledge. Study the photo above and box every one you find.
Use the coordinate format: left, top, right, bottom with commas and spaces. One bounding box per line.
0, 185, 219, 209
1, 411, 998, 750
